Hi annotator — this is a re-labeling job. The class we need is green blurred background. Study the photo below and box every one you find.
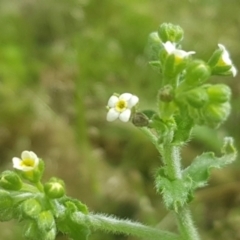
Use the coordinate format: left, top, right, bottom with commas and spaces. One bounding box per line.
0, 0, 240, 239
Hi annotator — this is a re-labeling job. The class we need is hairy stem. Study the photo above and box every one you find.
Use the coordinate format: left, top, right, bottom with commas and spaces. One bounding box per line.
73, 212, 180, 240
142, 128, 200, 239
176, 207, 200, 240
162, 137, 200, 240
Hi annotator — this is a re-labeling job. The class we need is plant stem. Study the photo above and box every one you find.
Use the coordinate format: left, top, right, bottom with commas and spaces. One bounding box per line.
162, 136, 200, 240
176, 207, 200, 240
73, 212, 181, 240
141, 128, 200, 239
163, 144, 182, 179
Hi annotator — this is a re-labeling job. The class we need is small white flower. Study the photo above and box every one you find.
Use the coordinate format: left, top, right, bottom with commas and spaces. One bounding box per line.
106, 93, 139, 122
218, 44, 232, 65
162, 41, 195, 59
12, 151, 39, 172
217, 44, 237, 77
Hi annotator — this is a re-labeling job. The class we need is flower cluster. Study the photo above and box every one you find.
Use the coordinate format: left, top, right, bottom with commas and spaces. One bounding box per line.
106, 23, 237, 132
0, 151, 88, 240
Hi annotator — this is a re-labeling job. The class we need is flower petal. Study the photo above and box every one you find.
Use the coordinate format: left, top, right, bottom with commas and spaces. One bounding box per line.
119, 109, 131, 122
163, 41, 175, 54
230, 65, 237, 77
12, 157, 22, 169
218, 44, 232, 65
21, 151, 31, 160
127, 95, 139, 108
106, 108, 119, 122
119, 93, 132, 101
107, 95, 119, 108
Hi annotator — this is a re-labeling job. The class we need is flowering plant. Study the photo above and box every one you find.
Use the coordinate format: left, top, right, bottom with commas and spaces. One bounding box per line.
0, 23, 237, 240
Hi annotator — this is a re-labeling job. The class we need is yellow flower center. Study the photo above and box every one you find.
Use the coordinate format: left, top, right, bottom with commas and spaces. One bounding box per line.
115, 100, 127, 112
217, 57, 228, 67
174, 55, 183, 64
21, 158, 35, 167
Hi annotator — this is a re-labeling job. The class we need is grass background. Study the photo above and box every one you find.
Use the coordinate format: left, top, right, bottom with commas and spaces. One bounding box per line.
0, 0, 240, 239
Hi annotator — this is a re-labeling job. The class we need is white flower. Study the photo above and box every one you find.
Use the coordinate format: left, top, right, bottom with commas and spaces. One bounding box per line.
12, 151, 39, 172
106, 93, 139, 122
162, 41, 195, 59
218, 44, 232, 65
217, 44, 237, 77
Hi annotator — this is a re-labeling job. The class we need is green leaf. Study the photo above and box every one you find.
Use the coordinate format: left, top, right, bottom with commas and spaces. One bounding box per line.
0, 189, 14, 221
183, 137, 237, 189
155, 168, 193, 212
57, 204, 90, 240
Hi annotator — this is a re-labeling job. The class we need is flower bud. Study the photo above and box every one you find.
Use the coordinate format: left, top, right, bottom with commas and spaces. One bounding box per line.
207, 84, 231, 103
132, 112, 149, 127
158, 23, 184, 43
185, 60, 211, 86
37, 210, 56, 239
0, 170, 22, 191
24, 221, 38, 239
22, 198, 42, 219
208, 44, 237, 77
158, 85, 174, 102
203, 102, 231, 127
44, 177, 65, 199
186, 87, 209, 108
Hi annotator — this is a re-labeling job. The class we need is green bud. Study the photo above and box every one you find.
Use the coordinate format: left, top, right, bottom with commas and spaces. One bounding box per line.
203, 102, 231, 127
0, 189, 14, 221
132, 112, 149, 127
37, 210, 56, 240
186, 87, 209, 108
207, 84, 231, 103
44, 177, 65, 199
0, 170, 22, 190
158, 23, 184, 43
185, 60, 211, 86
22, 198, 42, 219
158, 85, 174, 102
24, 221, 39, 239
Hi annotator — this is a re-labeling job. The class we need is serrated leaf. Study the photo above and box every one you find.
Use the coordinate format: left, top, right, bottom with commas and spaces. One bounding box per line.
183, 137, 237, 189
155, 169, 193, 212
